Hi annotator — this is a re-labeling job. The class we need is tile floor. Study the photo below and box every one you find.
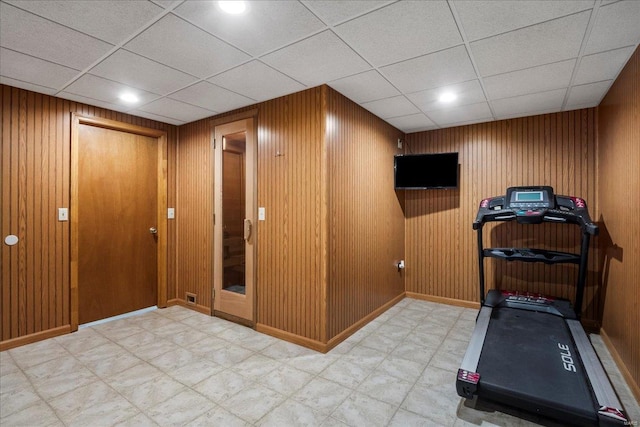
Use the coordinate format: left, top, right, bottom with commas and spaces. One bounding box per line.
1, 299, 638, 426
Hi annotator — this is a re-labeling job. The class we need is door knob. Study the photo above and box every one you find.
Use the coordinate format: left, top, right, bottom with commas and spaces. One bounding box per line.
149, 227, 158, 234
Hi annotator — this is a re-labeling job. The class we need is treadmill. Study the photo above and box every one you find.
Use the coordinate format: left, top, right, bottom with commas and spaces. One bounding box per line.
456, 186, 629, 426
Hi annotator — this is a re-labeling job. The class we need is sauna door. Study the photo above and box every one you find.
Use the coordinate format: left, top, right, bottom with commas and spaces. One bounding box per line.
213, 118, 256, 323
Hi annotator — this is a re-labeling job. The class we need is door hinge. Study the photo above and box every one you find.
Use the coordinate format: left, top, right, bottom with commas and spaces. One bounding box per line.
212, 289, 215, 302
212, 136, 216, 149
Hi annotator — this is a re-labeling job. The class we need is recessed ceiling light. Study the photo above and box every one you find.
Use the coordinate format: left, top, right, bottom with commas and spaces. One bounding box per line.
119, 93, 139, 103
218, 1, 246, 14
439, 92, 457, 103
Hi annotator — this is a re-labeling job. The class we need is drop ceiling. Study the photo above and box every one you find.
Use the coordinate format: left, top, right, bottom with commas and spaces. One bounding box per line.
1, 0, 639, 132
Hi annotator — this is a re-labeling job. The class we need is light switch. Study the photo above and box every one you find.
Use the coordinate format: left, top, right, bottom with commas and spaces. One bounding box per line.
258, 207, 266, 221
168, 208, 175, 219
58, 208, 68, 221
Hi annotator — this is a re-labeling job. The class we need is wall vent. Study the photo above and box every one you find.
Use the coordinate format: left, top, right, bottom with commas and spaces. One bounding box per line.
186, 293, 196, 305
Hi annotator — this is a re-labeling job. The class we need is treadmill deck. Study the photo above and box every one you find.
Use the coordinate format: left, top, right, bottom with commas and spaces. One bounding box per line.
477, 308, 597, 425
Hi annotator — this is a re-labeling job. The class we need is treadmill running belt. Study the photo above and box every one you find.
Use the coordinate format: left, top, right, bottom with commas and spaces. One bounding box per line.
477, 308, 597, 425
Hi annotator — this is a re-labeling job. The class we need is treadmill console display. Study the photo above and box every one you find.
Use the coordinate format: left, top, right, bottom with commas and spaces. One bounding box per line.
505, 186, 553, 210
474, 186, 598, 235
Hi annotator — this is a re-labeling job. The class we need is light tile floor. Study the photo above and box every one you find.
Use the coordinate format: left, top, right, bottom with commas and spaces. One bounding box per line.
1, 299, 638, 426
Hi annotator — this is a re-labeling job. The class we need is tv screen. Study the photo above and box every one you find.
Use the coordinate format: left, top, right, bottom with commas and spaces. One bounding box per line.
394, 152, 459, 189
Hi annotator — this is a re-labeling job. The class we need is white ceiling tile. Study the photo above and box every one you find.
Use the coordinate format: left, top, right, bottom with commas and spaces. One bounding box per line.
89, 50, 198, 95
492, 88, 567, 118
64, 74, 160, 107
169, 81, 254, 113
261, 31, 371, 86
471, 11, 590, 77
0, 48, 79, 90
56, 91, 128, 113
334, 1, 461, 67
126, 109, 185, 126
208, 61, 305, 102
150, 0, 182, 9
328, 70, 400, 104
0, 2, 114, 70
483, 59, 575, 100
585, 0, 640, 54
427, 102, 493, 126
575, 46, 635, 85
139, 97, 216, 123
0, 76, 57, 95
566, 80, 612, 108
174, 1, 324, 56
125, 14, 249, 78
453, 0, 594, 41
3, 0, 163, 44
360, 96, 420, 119
381, 46, 476, 93
385, 114, 436, 133
301, 1, 393, 25
407, 80, 486, 113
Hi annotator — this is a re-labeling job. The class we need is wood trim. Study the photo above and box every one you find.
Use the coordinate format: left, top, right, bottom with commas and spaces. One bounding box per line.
405, 292, 480, 309
209, 109, 258, 128
0, 325, 71, 351
601, 327, 640, 404
320, 86, 329, 345
213, 310, 254, 328
70, 114, 80, 331
167, 298, 210, 315
325, 292, 406, 352
256, 323, 327, 353
157, 131, 168, 308
73, 115, 166, 138
70, 114, 168, 330
258, 293, 405, 353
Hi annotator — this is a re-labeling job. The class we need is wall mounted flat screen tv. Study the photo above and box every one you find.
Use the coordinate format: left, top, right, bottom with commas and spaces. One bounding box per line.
394, 152, 459, 189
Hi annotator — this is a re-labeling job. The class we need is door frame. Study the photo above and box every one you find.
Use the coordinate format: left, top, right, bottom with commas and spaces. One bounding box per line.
70, 114, 168, 331
211, 110, 258, 324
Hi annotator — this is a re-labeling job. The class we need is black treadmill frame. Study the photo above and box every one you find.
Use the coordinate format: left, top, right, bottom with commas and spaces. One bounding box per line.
457, 186, 629, 426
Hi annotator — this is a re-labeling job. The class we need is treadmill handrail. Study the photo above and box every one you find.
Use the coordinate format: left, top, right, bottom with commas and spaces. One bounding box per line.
566, 319, 628, 423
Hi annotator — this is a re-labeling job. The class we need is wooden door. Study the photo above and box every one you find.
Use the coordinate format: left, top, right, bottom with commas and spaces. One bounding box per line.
214, 118, 256, 323
77, 124, 158, 324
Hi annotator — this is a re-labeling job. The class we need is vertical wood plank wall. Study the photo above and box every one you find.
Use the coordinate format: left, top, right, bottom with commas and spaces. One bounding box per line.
0, 85, 177, 345
176, 88, 327, 342
325, 87, 405, 340
256, 89, 326, 342
404, 110, 600, 323
597, 46, 640, 397
176, 86, 405, 347
174, 120, 213, 312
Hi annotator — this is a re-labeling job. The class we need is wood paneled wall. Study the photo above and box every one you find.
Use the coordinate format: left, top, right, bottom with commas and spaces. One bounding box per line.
255, 89, 326, 342
176, 86, 405, 348
176, 89, 327, 342
0, 84, 177, 347
174, 119, 213, 312
404, 110, 600, 322
325, 87, 405, 341
597, 46, 640, 398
